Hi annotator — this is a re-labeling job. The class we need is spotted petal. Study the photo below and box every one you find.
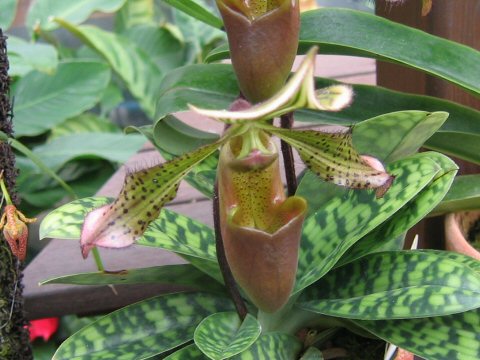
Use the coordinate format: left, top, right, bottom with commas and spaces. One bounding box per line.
80, 140, 224, 258
263, 125, 394, 196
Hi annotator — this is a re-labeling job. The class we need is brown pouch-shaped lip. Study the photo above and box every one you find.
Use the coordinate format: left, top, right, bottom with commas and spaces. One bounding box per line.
223, 196, 307, 313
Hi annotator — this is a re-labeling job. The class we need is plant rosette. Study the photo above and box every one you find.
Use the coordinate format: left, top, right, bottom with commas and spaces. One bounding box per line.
445, 210, 480, 260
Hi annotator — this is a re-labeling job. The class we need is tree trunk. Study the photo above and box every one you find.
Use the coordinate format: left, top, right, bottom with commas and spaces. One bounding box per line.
0, 28, 32, 360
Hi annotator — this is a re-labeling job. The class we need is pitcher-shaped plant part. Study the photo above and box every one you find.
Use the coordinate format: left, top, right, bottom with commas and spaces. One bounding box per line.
217, 0, 300, 102
79, 48, 393, 313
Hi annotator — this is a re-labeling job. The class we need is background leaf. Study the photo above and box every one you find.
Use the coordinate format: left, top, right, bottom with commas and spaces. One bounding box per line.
162, 0, 223, 29
194, 312, 261, 360
53, 292, 233, 359
13, 61, 110, 137
299, 250, 480, 320
27, 132, 145, 170
57, 20, 163, 116
49, 113, 120, 140
27, 0, 127, 31
0, 0, 17, 30
431, 174, 480, 216
353, 309, 480, 360
300, 347, 324, 360
7, 36, 58, 76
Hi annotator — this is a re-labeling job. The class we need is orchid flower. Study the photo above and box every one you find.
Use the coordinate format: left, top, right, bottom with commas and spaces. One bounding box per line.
80, 48, 393, 312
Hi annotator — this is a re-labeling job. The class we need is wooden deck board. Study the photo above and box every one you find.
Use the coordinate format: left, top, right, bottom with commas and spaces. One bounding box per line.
24, 56, 375, 320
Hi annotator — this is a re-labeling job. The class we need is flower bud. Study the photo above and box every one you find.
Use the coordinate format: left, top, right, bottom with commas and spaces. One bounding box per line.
216, 0, 300, 103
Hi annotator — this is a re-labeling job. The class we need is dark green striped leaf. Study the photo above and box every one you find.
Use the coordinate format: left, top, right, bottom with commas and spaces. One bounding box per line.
353, 309, 480, 360
352, 111, 448, 163
299, 250, 480, 320
165, 344, 208, 359
232, 333, 302, 360
40, 264, 225, 294
338, 152, 457, 266
194, 312, 261, 360
431, 174, 480, 216
53, 292, 233, 359
295, 153, 440, 293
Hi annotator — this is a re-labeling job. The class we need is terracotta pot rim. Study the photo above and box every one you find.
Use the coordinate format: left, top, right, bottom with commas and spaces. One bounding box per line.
444, 210, 480, 260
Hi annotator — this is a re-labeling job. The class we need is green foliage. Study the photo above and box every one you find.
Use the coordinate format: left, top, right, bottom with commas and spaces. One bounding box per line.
52, 292, 234, 359
13, 61, 111, 137
7, 35, 58, 76
194, 312, 261, 359
26, 0, 127, 31
299, 250, 480, 319
31, 0, 480, 359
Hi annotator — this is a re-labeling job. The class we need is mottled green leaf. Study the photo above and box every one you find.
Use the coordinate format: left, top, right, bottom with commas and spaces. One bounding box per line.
194, 312, 261, 360
13, 60, 110, 137
232, 333, 302, 360
353, 111, 448, 163
299, 250, 480, 320
264, 125, 393, 194
99, 83, 124, 116
353, 309, 480, 360
300, 347, 324, 360
49, 113, 119, 140
165, 344, 209, 359
431, 174, 480, 216
163, 0, 223, 29
56, 20, 162, 116
295, 154, 440, 293
53, 292, 233, 359
27, 0, 127, 31
338, 152, 457, 266
40, 197, 112, 240
41, 264, 224, 293
7, 35, 58, 77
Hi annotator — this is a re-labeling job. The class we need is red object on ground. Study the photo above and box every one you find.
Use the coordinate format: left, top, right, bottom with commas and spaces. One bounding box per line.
28, 317, 59, 342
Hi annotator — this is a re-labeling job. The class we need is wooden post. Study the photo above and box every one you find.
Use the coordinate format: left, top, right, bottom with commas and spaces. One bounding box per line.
375, 0, 480, 250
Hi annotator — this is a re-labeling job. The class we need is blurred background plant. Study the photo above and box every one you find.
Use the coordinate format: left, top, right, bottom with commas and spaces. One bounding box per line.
1, 0, 225, 264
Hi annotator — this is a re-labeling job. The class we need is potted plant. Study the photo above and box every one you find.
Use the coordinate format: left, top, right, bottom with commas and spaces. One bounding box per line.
32, 0, 480, 359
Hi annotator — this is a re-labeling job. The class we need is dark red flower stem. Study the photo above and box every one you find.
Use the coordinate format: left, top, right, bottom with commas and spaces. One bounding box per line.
213, 181, 248, 321
280, 112, 297, 196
